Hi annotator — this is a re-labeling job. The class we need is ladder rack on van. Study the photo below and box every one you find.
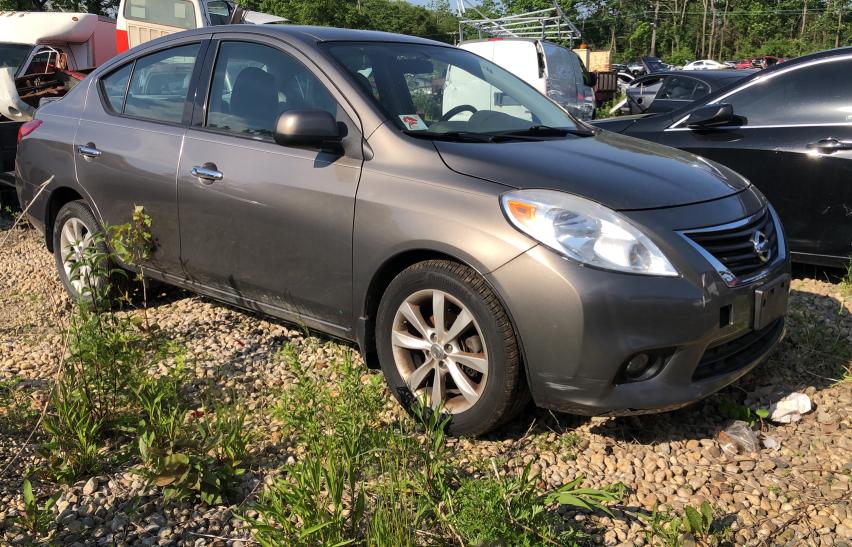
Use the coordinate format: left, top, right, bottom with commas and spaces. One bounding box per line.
455, 0, 581, 44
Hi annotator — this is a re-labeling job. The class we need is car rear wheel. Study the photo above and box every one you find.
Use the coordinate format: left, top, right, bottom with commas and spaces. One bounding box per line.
376, 260, 529, 436
52, 200, 109, 303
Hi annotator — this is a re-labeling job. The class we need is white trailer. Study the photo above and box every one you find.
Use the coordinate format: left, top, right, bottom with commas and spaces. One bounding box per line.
0, 12, 116, 183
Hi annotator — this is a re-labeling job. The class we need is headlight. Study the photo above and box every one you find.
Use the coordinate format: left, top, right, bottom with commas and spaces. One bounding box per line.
501, 189, 678, 276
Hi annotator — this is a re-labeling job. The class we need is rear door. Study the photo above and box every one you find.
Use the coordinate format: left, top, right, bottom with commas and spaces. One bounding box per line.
653, 55, 852, 261
627, 75, 664, 114
176, 35, 363, 329
74, 37, 209, 274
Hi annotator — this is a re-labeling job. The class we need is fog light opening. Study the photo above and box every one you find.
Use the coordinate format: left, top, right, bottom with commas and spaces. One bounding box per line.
619, 352, 667, 383
625, 353, 651, 378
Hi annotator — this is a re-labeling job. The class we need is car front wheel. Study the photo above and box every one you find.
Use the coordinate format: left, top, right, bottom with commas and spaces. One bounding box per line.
376, 260, 529, 436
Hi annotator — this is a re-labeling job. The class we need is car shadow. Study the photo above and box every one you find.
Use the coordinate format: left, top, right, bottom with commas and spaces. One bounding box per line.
128, 257, 852, 447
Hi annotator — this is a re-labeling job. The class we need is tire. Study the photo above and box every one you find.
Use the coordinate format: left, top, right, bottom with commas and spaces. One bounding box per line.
52, 200, 111, 303
376, 260, 529, 436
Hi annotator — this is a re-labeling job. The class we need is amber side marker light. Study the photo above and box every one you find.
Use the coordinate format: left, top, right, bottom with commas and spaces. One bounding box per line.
506, 199, 536, 225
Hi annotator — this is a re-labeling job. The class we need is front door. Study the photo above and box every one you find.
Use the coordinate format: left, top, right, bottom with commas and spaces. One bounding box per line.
74, 39, 208, 274
651, 56, 852, 261
176, 38, 363, 329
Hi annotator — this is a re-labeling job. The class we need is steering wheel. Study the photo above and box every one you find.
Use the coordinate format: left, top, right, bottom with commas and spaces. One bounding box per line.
439, 104, 478, 122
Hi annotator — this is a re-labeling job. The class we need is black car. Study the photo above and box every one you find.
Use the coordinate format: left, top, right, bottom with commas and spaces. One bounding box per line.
594, 47, 852, 267
623, 70, 755, 115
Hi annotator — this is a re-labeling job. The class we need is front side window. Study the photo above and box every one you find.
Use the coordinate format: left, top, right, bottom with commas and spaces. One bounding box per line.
0, 43, 32, 74
123, 44, 200, 122
125, 0, 197, 29
325, 42, 578, 136
23, 47, 68, 75
206, 41, 337, 140
720, 58, 852, 126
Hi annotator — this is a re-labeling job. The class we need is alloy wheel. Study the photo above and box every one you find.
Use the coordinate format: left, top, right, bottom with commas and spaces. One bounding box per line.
390, 289, 488, 413
59, 217, 95, 295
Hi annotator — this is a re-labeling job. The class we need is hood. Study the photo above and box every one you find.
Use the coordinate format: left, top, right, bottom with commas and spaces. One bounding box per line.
433, 130, 748, 210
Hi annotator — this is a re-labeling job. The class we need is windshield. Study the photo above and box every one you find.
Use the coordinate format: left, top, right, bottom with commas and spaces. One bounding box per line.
0, 44, 33, 74
324, 42, 578, 137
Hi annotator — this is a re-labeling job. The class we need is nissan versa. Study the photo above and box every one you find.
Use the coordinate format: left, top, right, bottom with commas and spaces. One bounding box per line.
15, 26, 790, 435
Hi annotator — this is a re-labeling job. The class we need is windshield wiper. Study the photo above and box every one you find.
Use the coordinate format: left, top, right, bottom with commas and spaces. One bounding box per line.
403, 126, 594, 143
497, 125, 596, 138
403, 130, 544, 143
403, 130, 496, 143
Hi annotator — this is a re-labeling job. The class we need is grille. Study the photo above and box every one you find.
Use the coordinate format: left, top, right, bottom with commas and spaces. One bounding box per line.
693, 318, 784, 381
685, 208, 778, 279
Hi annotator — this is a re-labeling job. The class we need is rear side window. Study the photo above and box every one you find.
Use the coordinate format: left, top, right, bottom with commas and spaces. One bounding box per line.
123, 44, 201, 123
125, 0, 197, 29
660, 76, 708, 100
205, 41, 337, 140
100, 63, 133, 112
723, 58, 852, 126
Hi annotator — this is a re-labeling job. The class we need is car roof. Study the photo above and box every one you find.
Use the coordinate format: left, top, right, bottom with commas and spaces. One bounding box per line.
759, 45, 852, 73
633, 70, 755, 83
459, 37, 568, 47
661, 46, 852, 119
152, 24, 448, 47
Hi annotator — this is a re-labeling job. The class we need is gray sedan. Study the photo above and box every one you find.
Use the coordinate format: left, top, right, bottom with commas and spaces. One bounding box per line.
15, 25, 790, 435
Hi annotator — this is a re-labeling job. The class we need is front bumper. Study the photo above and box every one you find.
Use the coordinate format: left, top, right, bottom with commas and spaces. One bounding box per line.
486, 191, 790, 415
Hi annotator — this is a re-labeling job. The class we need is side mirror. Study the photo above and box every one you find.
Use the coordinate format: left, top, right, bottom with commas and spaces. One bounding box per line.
686, 103, 734, 129
587, 72, 598, 88
274, 109, 342, 148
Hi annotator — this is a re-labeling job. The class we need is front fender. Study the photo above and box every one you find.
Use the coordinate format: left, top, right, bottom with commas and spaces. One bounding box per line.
352, 167, 535, 322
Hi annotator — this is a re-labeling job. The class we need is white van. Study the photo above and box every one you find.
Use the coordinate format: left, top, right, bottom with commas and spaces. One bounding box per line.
116, 0, 286, 53
455, 38, 596, 120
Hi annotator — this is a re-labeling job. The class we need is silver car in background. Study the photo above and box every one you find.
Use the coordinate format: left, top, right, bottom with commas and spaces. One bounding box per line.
16, 26, 789, 435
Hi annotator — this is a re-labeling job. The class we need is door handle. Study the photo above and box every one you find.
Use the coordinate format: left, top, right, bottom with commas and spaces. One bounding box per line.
806, 138, 852, 154
191, 163, 223, 183
77, 144, 101, 159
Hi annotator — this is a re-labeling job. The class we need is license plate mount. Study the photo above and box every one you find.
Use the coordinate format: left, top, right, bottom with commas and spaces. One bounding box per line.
753, 274, 790, 330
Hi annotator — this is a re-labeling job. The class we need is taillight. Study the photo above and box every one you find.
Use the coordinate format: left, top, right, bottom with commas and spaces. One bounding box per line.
17, 119, 42, 144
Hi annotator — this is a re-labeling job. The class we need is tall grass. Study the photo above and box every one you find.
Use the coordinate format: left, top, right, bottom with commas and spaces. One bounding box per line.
245, 347, 624, 546
35, 210, 250, 505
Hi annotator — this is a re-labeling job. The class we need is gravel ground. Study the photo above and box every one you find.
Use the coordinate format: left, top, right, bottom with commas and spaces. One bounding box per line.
1, 219, 850, 546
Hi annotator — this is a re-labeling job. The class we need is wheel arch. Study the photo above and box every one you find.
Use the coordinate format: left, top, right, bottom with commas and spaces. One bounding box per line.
43, 186, 85, 252
356, 247, 527, 381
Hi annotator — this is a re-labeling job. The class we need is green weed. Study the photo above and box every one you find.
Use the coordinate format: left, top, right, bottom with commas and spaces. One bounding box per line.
717, 398, 769, 428
246, 349, 623, 546
14, 480, 59, 539
38, 208, 252, 504
0, 379, 38, 435
137, 403, 248, 505
641, 501, 732, 546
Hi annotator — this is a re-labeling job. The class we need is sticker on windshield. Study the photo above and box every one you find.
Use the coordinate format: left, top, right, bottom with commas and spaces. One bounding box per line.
399, 114, 428, 131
